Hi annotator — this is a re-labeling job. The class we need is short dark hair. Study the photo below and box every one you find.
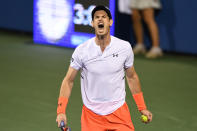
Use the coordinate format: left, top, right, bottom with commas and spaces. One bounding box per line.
91, 5, 112, 20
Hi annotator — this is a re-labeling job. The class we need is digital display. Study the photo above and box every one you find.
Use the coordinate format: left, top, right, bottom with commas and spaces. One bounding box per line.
74, 0, 109, 34
33, 0, 115, 48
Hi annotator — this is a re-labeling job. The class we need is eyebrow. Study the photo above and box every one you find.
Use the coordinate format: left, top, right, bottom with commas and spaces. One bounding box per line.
95, 14, 107, 18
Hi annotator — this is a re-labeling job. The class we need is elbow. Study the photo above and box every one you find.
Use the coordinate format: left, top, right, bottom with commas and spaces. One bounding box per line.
63, 78, 74, 89
127, 72, 139, 82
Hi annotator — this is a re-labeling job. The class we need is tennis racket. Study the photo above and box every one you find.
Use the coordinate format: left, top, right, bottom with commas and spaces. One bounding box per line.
60, 121, 71, 131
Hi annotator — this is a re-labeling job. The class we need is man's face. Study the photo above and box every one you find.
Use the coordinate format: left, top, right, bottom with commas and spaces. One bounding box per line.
92, 10, 113, 36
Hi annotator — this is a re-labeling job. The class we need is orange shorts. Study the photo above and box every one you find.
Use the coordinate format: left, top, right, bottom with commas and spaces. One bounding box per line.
81, 103, 135, 131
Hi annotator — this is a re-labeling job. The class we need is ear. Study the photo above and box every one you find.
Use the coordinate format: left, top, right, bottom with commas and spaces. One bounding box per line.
91, 21, 94, 27
109, 19, 113, 27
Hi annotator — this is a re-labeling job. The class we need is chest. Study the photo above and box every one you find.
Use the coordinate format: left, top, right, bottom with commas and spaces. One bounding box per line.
82, 50, 126, 74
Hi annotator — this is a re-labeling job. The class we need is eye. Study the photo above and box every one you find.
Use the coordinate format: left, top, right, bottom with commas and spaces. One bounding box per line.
94, 16, 99, 19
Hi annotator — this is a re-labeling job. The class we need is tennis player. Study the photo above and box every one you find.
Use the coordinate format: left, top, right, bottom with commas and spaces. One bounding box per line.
56, 5, 152, 131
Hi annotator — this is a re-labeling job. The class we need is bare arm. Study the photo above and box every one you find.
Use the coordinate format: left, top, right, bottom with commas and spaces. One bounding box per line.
125, 66, 142, 94
56, 66, 78, 127
126, 66, 153, 123
59, 67, 78, 98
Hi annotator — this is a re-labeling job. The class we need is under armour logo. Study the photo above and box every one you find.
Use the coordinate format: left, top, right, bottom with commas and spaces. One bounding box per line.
113, 53, 118, 57
71, 58, 74, 62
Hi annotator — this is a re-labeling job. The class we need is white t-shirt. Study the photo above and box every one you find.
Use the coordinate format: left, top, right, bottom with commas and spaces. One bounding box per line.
70, 36, 134, 115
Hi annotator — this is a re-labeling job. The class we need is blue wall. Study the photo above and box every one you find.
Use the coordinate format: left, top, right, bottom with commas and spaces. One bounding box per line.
0, 0, 196, 54
158, 0, 197, 54
0, 0, 33, 32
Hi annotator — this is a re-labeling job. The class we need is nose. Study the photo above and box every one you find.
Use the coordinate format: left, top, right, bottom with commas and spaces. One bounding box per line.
98, 16, 103, 21
98, 17, 102, 21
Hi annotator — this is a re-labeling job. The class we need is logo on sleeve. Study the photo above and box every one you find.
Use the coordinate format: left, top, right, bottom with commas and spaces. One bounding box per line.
71, 58, 74, 62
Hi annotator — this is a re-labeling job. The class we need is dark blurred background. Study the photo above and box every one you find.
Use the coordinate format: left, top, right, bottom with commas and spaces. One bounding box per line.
0, 0, 197, 54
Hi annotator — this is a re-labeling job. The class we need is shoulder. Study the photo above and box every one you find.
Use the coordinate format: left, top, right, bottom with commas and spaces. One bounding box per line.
111, 36, 132, 49
74, 37, 95, 53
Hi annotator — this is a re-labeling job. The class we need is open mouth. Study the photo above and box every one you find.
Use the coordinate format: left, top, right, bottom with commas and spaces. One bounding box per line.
98, 24, 104, 28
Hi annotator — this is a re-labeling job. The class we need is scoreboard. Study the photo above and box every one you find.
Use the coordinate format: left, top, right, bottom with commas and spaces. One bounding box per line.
33, 0, 115, 48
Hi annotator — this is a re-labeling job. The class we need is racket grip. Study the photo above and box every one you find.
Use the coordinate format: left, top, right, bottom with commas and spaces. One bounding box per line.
60, 121, 71, 131
60, 121, 65, 131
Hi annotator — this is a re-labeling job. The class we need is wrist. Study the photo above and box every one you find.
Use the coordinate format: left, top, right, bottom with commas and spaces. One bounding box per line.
133, 92, 147, 111
57, 97, 68, 115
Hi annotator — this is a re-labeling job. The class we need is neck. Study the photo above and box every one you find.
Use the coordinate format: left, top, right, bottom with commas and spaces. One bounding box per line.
95, 33, 111, 52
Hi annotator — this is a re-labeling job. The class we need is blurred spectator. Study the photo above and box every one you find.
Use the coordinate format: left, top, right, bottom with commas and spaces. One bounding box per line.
131, 0, 163, 58
118, 0, 131, 14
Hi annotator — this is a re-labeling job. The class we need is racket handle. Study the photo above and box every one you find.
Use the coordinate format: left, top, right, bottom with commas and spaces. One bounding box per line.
60, 121, 65, 131
60, 121, 71, 131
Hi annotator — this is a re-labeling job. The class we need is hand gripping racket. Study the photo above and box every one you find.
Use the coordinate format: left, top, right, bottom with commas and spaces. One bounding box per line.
60, 121, 71, 131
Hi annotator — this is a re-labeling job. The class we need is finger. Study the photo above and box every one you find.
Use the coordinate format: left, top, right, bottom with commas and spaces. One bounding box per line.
148, 113, 152, 122
57, 121, 60, 127
56, 116, 60, 127
149, 113, 153, 120
58, 119, 62, 128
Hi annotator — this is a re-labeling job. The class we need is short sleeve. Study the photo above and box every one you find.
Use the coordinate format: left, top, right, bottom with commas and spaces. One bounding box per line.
70, 47, 82, 70
124, 44, 134, 69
